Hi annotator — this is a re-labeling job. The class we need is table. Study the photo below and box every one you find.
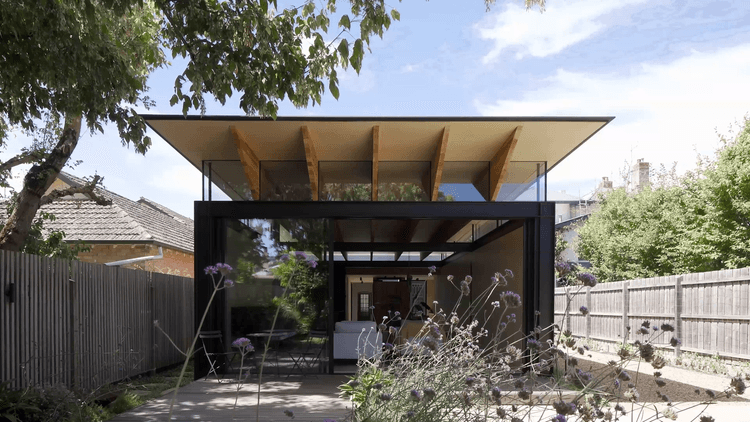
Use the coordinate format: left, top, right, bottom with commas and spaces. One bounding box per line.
246, 330, 297, 376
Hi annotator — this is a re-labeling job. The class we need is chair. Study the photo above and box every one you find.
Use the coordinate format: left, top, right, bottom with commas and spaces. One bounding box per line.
199, 330, 240, 383
285, 330, 327, 378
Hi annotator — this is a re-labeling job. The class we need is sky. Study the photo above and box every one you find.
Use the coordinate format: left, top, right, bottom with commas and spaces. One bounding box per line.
3, 0, 750, 218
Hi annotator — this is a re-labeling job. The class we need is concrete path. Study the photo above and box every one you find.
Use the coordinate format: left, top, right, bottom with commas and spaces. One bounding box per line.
110, 376, 352, 422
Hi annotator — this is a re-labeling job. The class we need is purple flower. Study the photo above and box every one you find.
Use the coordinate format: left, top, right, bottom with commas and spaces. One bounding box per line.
394, 311, 401, 317
555, 261, 572, 276
410, 389, 422, 402
580, 306, 589, 316
307, 259, 318, 268
294, 251, 307, 259
204, 265, 218, 275
577, 272, 597, 287
224, 279, 235, 288
232, 337, 254, 353
670, 337, 681, 347
216, 263, 233, 275
428, 265, 437, 273
280, 254, 290, 262
553, 415, 567, 422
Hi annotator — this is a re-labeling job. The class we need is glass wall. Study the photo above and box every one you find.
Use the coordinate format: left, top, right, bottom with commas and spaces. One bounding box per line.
319, 161, 372, 201
496, 161, 547, 202
202, 160, 547, 202
377, 162, 430, 201
260, 161, 311, 200
439, 162, 490, 201
223, 217, 330, 375
202, 160, 252, 201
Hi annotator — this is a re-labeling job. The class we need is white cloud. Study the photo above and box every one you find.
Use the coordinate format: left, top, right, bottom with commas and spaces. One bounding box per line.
475, 43, 750, 193
476, 0, 647, 62
401, 63, 422, 73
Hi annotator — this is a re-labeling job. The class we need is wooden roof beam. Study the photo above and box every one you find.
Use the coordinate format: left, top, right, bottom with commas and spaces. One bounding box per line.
489, 125, 523, 201
372, 125, 380, 201
301, 126, 320, 200
230, 126, 261, 200
427, 126, 450, 201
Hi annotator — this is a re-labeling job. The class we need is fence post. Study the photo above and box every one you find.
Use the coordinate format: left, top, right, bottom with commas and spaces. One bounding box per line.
585, 286, 592, 341
69, 261, 78, 391
565, 287, 572, 332
149, 272, 155, 375
675, 276, 683, 358
622, 281, 629, 344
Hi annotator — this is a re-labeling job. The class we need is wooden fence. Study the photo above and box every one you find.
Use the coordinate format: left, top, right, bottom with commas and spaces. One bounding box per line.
554, 267, 750, 360
1, 250, 194, 391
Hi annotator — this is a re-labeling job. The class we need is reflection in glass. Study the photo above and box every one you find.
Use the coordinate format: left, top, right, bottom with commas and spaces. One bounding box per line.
260, 161, 312, 201
202, 160, 253, 201
320, 161, 372, 201
224, 218, 329, 375
377, 162, 430, 201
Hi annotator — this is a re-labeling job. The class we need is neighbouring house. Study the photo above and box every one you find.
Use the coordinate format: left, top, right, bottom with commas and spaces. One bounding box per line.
143, 115, 613, 377
0, 172, 194, 277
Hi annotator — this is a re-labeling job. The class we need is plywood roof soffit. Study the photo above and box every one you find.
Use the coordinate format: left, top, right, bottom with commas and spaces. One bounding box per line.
301, 126, 320, 201
489, 125, 523, 201
426, 126, 449, 201
372, 125, 380, 201
230, 125, 260, 200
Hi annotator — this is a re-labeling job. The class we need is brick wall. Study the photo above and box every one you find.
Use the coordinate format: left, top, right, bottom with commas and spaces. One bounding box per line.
77, 244, 194, 277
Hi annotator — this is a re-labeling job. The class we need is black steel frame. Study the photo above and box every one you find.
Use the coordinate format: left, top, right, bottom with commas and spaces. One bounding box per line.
193, 200, 554, 378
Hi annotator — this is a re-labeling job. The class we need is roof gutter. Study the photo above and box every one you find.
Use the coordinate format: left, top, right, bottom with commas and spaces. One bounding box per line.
105, 246, 163, 267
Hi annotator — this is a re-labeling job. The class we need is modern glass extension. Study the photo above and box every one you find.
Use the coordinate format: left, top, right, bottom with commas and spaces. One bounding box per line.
143, 115, 613, 378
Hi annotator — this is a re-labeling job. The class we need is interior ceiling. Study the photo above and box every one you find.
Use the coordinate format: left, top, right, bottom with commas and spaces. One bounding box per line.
143, 116, 613, 173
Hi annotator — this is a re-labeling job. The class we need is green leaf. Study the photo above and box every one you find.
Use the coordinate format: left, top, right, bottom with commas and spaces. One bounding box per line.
339, 14, 351, 30
337, 39, 349, 60
391, 9, 401, 21
329, 79, 339, 100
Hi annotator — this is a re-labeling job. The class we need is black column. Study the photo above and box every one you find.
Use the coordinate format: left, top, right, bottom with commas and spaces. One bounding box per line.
193, 204, 226, 380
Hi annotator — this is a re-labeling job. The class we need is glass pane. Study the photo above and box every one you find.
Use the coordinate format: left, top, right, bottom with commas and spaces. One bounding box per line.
203, 160, 253, 201
439, 162, 490, 201
496, 161, 547, 201
224, 217, 330, 375
320, 161, 372, 201
377, 162, 430, 201
260, 161, 311, 200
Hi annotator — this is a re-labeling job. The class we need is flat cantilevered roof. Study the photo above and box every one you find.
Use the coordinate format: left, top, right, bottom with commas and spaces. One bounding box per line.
142, 115, 613, 201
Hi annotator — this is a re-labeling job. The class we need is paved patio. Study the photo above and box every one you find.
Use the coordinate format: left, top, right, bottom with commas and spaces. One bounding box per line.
111, 375, 353, 422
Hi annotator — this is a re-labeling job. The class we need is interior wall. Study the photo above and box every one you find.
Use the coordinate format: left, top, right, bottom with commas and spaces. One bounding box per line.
437, 227, 524, 347
344, 274, 436, 321
348, 276, 374, 321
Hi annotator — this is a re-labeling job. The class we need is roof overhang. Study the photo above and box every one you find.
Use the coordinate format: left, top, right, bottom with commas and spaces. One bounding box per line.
142, 115, 613, 174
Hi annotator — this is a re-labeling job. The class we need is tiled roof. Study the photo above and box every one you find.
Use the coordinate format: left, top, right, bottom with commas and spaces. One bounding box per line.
0, 172, 194, 252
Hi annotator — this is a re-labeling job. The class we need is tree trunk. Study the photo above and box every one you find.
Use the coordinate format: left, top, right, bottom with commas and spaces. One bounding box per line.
0, 116, 82, 251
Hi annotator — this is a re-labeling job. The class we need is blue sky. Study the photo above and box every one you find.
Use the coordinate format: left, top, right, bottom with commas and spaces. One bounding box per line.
3, 0, 750, 218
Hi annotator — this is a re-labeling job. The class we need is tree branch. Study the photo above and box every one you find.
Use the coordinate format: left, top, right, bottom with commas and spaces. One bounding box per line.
0, 150, 46, 174
39, 175, 112, 206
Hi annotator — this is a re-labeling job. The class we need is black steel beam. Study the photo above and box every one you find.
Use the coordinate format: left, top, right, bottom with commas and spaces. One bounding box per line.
441, 219, 524, 265
334, 242, 472, 252
195, 201, 555, 220
337, 261, 439, 268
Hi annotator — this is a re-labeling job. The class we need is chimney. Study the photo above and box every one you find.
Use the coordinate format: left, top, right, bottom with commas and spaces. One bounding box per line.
630, 159, 650, 192
598, 177, 613, 191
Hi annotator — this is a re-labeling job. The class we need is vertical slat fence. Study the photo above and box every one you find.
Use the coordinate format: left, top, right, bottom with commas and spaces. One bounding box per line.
555, 267, 750, 360
0, 250, 194, 392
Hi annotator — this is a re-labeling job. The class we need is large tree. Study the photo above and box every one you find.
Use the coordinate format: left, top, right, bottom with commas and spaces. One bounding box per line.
577, 117, 750, 282
0, 0, 544, 252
